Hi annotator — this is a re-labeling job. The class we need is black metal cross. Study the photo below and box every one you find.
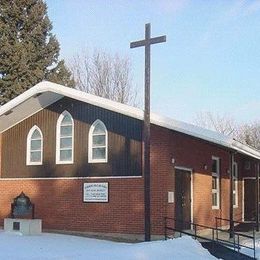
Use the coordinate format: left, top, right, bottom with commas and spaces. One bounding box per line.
130, 23, 166, 241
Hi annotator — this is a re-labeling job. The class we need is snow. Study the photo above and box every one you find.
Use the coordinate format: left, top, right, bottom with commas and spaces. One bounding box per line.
0, 231, 216, 260
240, 238, 259, 258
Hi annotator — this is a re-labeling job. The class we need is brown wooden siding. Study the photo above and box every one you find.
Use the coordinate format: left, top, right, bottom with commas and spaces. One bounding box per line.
1, 97, 142, 178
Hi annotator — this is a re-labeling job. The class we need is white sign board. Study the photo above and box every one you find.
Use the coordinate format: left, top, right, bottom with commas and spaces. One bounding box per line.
83, 183, 108, 202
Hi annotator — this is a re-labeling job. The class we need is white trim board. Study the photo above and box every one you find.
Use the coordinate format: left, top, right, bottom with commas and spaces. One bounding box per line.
0, 176, 143, 181
174, 166, 193, 172
0, 81, 260, 160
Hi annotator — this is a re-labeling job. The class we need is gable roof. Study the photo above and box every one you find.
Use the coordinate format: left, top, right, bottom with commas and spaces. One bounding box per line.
0, 81, 259, 160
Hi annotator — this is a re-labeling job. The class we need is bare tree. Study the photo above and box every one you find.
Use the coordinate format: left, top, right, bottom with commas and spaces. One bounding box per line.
194, 112, 237, 136
237, 122, 260, 150
194, 112, 260, 150
70, 50, 139, 106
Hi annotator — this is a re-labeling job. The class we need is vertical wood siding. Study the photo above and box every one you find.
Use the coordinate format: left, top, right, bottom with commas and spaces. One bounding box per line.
1, 97, 142, 178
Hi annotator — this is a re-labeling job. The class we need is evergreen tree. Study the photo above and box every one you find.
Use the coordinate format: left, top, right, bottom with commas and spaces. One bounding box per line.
0, 0, 74, 105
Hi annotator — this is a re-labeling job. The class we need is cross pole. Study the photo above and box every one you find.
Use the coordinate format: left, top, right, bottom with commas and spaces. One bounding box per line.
130, 23, 166, 241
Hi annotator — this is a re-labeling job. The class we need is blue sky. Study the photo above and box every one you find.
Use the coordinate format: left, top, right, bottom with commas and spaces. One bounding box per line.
46, 0, 260, 124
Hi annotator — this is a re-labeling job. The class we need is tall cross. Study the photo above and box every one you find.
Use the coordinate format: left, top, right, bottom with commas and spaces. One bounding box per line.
130, 23, 166, 241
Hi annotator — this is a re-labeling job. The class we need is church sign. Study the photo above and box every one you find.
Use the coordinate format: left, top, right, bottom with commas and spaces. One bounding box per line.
83, 183, 109, 202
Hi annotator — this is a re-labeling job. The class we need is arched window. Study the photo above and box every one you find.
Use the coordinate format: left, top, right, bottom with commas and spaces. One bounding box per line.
88, 119, 108, 163
56, 111, 74, 164
26, 125, 43, 165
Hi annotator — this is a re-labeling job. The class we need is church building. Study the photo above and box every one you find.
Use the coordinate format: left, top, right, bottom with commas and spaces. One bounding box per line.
0, 81, 259, 240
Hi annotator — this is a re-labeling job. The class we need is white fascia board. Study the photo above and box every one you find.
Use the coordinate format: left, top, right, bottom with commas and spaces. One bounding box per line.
231, 140, 260, 160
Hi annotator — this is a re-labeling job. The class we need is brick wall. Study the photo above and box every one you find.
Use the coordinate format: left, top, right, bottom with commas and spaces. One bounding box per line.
150, 125, 252, 235
0, 178, 144, 235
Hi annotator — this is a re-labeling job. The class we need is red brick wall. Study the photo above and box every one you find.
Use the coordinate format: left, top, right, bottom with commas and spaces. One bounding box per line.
0, 178, 144, 235
150, 125, 251, 235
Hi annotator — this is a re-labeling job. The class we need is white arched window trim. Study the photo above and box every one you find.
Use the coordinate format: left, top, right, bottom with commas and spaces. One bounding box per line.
26, 125, 43, 165
88, 119, 108, 163
56, 110, 74, 164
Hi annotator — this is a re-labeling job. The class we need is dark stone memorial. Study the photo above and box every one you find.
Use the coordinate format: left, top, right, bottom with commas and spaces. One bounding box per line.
4, 192, 41, 235
11, 192, 35, 219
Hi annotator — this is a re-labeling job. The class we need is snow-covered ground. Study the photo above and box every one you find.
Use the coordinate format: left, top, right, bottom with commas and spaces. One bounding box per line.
241, 238, 260, 258
0, 231, 216, 260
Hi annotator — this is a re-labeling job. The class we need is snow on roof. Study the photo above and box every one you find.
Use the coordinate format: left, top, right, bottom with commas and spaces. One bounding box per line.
0, 81, 259, 160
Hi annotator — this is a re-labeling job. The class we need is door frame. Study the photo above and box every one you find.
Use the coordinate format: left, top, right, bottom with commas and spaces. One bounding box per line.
174, 166, 194, 226
242, 177, 256, 222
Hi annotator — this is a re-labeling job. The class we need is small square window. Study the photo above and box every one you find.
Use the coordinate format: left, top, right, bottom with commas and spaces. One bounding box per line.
93, 148, 106, 160
60, 149, 72, 161
212, 193, 217, 207
212, 160, 217, 173
60, 138, 72, 149
212, 176, 217, 189
93, 135, 106, 146
30, 151, 41, 162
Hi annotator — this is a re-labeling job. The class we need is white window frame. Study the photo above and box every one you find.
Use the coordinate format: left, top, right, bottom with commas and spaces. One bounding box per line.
88, 119, 108, 163
56, 110, 74, 164
212, 156, 220, 210
233, 162, 238, 208
26, 125, 43, 165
